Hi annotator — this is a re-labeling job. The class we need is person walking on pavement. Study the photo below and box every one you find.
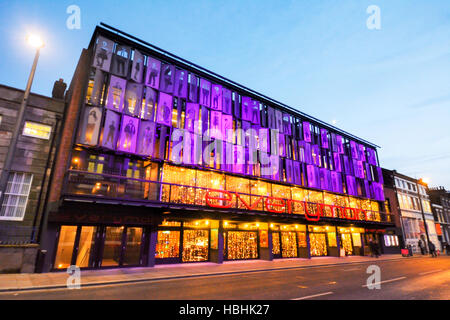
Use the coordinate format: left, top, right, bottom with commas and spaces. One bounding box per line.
373, 240, 380, 258
418, 239, 426, 255
428, 242, 437, 258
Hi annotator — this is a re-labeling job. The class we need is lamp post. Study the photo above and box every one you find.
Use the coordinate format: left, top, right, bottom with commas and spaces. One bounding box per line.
0, 35, 44, 207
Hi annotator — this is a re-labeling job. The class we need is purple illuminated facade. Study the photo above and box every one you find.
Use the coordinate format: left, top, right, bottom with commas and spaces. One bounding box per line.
40, 25, 394, 273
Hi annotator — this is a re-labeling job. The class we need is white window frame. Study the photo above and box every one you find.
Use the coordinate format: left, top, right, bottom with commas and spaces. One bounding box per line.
22, 121, 52, 140
0, 172, 33, 221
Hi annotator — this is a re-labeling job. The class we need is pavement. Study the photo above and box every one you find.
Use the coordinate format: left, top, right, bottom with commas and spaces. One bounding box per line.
0, 254, 422, 292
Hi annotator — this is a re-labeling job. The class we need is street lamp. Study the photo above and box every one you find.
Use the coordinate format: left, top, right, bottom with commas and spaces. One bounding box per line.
0, 34, 44, 212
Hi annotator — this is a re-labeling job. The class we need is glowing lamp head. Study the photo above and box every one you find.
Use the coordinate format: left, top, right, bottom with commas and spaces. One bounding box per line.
27, 34, 44, 48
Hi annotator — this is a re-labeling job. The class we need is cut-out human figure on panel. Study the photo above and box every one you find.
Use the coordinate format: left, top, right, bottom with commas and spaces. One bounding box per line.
115, 47, 128, 75
112, 82, 123, 111
85, 109, 98, 144
132, 58, 142, 82
212, 86, 220, 109
201, 82, 210, 105
148, 61, 159, 87
106, 120, 116, 147
163, 65, 173, 91
124, 120, 136, 151
178, 71, 185, 96
161, 102, 171, 123
95, 40, 109, 68
186, 108, 195, 131
142, 125, 154, 154
252, 102, 259, 123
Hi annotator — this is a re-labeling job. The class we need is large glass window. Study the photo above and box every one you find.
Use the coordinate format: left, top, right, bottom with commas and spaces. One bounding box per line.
101, 226, 123, 266
309, 233, 327, 256
281, 232, 297, 258
75, 226, 97, 268
123, 227, 143, 265
22, 121, 52, 140
156, 230, 180, 259
182, 229, 209, 262
272, 232, 281, 255
54, 226, 78, 269
227, 231, 258, 260
0, 172, 33, 221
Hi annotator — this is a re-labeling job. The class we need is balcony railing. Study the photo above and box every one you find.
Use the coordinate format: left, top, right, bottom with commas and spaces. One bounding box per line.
63, 170, 393, 223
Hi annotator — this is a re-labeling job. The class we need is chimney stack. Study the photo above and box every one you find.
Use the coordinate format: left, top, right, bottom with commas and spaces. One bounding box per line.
52, 78, 67, 100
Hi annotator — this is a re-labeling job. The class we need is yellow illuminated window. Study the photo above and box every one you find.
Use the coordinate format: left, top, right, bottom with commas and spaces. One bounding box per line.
22, 121, 52, 140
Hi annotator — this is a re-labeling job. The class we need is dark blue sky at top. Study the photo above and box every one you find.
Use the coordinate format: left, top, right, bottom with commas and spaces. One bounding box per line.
0, 0, 449, 188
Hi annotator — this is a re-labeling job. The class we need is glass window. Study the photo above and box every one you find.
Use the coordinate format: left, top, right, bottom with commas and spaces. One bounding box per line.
75, 226, 97, 268
281, 232, 298, 258
101, 226, 123, 266
54, 226, 77, 269
309, 233, 327, 256
123, 227, 143, 265
0, 172, 33, 221
22, 121, 52, 140
327, 232, 337, 247
227, 231, 258, 260
156, 230, 180, 259
352, 233, 361, 247
182, 229, 209, 262
272, 232, 281, 255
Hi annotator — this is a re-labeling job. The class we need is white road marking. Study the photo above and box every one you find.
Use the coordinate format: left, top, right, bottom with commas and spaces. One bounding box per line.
361, 276, 406, 288
419, 269, 443, 276
291, 291, 334, 300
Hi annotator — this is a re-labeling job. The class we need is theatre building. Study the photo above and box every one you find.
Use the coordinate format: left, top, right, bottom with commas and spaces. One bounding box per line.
39, 24, 397, 272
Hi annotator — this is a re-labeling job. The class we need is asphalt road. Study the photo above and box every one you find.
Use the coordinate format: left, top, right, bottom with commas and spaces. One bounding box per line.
1, 256, 449, 300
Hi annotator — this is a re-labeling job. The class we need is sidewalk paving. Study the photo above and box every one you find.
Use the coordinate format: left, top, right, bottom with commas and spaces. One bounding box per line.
0, 254, 416, 292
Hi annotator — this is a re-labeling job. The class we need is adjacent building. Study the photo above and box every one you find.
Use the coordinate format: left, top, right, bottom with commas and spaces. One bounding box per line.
39, 24, 397, 272
0, 81, 66, 273
428, 187, 450, 251
382, 168, 439, 254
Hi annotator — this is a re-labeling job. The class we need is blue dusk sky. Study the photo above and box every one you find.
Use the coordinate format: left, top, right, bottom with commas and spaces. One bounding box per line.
0, 0, 449, 188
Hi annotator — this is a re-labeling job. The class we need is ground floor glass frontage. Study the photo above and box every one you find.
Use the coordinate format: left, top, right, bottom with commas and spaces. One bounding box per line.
52, 218, 390, 270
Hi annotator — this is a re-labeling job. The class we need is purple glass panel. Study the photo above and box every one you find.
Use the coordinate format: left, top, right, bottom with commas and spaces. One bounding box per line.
101, 110, 120, 149
365, 163, 372, 181
303, 121, 311, 142
350, 141, 359, 159
343, 155, 351, 174
251, 100, 260, 124
272, 155, 280, 181
89, 68, 105, 106
285, 159, 294, 183
307, 164, 319, 189
331, 133, 338, 153
222, 88, 232, 114
93, 36, 114, 72
267, 106, 275, 129
185, 103, 199, 133
336, 135, 344, 154
233, 144, 245, 174
312, 144, 320, 166
376, 167, 384, 184
233, 92, 241, 118
117, 115, 139, 153
320, 128, 329, 149
293, 161, 302, 185
201, 106, 209, 135
131, 49, 144, 83
282, 113, 291, 135
333, 152, 342, 172
200, 79, 211, 107
79, 107, 102, 146
123, 83, 143, 117
156, 92, 173, 126
142, 87, 157, 121
241, 96, 252, 122
106, 76, 126, 112
353, 160, 365, 179
304, 142, 313, 164
136, 120, 156, 156
346, 175, 357, 196
278, 133, 286, 157
111, 45, 130, 78
358, 144, 366, 162
275, 110, 283, 133
145, 57, 161, 89
188, 73, 198, 103
159, 64, 175, 93
367, 148, 377, 165
331, 172, 343, 193
222, 114, 233, 143
259, 128, 270, 153
211, 84, 222, 111
363, 179, 371, 198
371, 182, 385, 201
174, 69, 188, 98
210, 111, 222, 139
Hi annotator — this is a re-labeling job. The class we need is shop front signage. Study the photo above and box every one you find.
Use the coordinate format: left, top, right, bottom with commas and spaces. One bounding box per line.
205, 189, 374, 222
